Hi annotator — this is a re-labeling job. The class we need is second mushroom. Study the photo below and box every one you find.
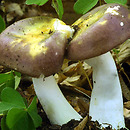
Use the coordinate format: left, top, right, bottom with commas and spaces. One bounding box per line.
67, 3, 130, 129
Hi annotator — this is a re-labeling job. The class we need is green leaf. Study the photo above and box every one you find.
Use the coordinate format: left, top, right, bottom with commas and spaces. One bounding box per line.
0, 71, 21, 93
74, 0, 98, 14
28, 96, 42, 127
104, 0, 127, 5
1, 116, 10, 130
0, 83, 7, 97
26, 0, 49, 6
6, 108, 35, 130
0, 71, 15, 93
26, 0, 63, 19
0, 15, 5, 33
0, 71, 14, 86
14, 71, 21, 89
0, 89, 41, 129
52, 0, 64, 19
113, 48, 120, 54
0, 87, 26, 113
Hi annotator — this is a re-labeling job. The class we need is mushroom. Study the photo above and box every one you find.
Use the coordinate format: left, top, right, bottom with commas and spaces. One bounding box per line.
67, 3, 130, 129
0, 16, 82, 125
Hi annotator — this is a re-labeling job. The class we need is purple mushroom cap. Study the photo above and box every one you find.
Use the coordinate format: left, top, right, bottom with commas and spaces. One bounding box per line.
67, 4, 130, 61
0, 16, 71, 77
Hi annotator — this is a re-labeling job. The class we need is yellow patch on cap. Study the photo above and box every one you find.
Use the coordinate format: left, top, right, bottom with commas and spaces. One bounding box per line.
9, 17, 73, 58
29, 42, 48, 58
72, 9, 106, 40
99, 20, 107, 25
10, 39, 22, 47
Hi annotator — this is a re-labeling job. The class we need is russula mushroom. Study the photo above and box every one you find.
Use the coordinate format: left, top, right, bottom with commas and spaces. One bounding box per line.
67, 4, 130, 129
0, 16, 82, 125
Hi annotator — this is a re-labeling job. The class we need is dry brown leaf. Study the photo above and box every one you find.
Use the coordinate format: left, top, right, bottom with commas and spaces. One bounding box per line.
61, 59, 69, 70
21, 84, 36, 104
6, 3, 23, 16
71, 86, 91, 98
62, 61, 91, 75
54, 73, 67, 84
0, 66, 4, 73
124, 108, 130, 118
119, 74, 130, 100
74, 115, 88, 130
117, 39, 130, 64
70, 96, 90, 116
63, 62, 80, 75
124, 101, 130, 109
60, 75, 81, 86
77, 97, 90, 114
82, 61, 91, 70
70, 97, 81, 113
5, 3, 24, 22
60, 60, 93, 90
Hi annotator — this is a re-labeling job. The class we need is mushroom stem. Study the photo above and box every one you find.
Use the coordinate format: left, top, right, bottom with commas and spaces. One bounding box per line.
32, 75, 82, 125
85, 52, 125, 129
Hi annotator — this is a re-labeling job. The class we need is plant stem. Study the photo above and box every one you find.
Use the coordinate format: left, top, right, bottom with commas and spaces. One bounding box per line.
85, 52, 125, 129
32, 75, 82, 125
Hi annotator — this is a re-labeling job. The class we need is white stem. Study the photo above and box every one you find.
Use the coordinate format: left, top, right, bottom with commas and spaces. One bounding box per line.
85, 52, 125, 129
32, 75, 82, 125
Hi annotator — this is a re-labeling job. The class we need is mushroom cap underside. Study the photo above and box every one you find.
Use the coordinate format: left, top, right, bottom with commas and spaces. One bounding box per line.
0, 16, 72, 77
67, 3, 130, 61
